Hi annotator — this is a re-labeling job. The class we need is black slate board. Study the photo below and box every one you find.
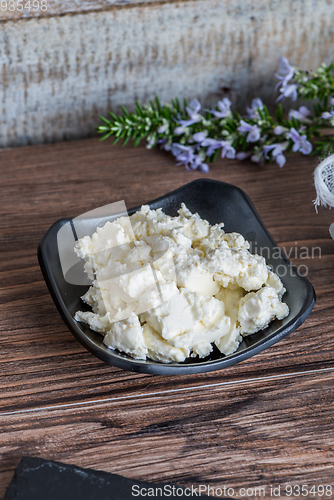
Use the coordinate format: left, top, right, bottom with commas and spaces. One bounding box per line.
4, 457, 233, 499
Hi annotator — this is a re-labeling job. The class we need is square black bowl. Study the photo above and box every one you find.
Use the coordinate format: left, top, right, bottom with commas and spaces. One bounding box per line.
38, 179, 316, 375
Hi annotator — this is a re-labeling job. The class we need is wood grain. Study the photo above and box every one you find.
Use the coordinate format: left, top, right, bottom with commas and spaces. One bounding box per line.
1, 138, 334, 498
1, 371, 333, 499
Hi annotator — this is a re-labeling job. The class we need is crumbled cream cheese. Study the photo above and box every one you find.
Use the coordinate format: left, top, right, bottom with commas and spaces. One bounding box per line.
74, 204, 289, 363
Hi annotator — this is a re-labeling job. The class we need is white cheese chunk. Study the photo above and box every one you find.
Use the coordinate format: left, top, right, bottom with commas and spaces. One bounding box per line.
177, 268, 220, 296
265, 270, 286, 298
74, 217, 134, 259
103, 314, 148, 360
141, 291, 195, 341
74, 310, 112, 334
236, 252, 268, 291
142, 323, 188, 363
74, 203, 290, 363
215, 326, 242, 356
238, 286, 289, 335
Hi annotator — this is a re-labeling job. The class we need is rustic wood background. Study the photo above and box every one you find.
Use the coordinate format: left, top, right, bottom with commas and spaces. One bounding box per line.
1, 0, 334, 148
0, 138, 334, 499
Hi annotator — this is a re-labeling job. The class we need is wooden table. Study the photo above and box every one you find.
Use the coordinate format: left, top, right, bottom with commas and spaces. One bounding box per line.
1, 138, 333, 499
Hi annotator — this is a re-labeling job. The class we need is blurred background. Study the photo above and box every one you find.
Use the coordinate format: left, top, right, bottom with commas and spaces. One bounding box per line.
1, 0, 334, 148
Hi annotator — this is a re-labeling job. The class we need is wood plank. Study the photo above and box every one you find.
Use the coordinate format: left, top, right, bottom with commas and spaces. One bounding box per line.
1, 0, 334, 147
0, 370, 333, 499
1, 138, 334, 418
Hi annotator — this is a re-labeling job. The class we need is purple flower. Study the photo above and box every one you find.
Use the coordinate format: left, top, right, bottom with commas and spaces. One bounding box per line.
192, 131, 208, 143
236, 151, 251, 160
246, 98, 264, 119
186, 98, 201, 118
287, 127, 312, 155
146, 134, 156, 149
201, 138, 236, 159
263, 142, 288, 168
157, 124, 168, 134
200, 138, 222, 156
237, 120, 261, 142
177, 98, 202, 127
171, 143, 194, 163
200, 163, 209, 173
209, 98, 232, 118
193, 157, 209, 172
157, 137, 171, 151
321, 109, 334, 120
250, 151, 264, 164
171, 143, 208, 172
275, 57, 298, 102
173, 126, 186, 135
277, 83, 298, 102
274, 125, 286, 135
275, 57, 295, 88
288, 106, 311, 123
220, 141, 236, 159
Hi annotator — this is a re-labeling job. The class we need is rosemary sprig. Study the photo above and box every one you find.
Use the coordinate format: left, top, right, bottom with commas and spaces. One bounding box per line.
97, 58, 334, 171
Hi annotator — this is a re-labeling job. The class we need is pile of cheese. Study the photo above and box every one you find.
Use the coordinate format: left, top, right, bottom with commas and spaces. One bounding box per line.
74, 204, 289, 363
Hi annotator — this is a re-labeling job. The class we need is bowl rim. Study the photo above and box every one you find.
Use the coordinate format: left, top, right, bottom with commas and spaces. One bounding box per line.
37, 178, 316, 374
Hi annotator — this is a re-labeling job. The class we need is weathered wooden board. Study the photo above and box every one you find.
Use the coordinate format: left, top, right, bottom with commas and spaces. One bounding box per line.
1, 370, 334, 499
1, 137, 334, 497
0, 0, 334, 147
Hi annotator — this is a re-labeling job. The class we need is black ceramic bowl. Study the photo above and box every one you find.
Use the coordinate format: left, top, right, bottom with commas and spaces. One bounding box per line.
38, 179, 315, 374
